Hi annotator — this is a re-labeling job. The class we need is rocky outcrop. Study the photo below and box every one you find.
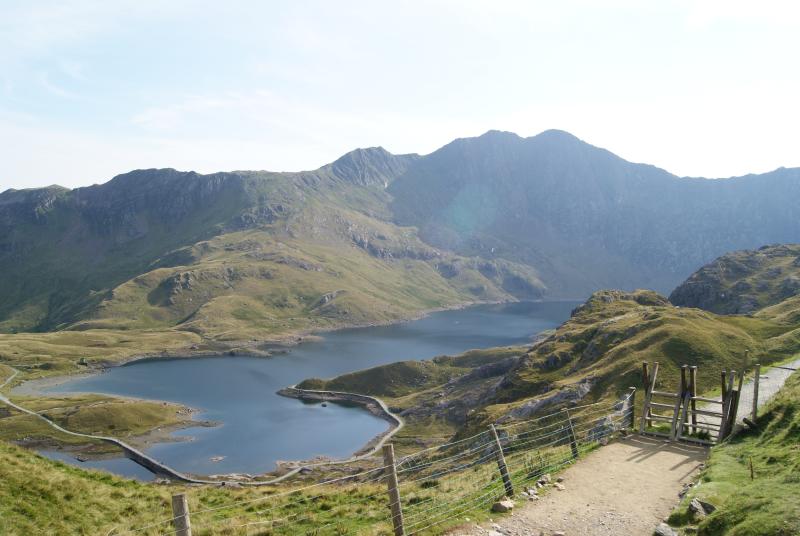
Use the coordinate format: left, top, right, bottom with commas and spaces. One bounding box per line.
670, 244, 800, 314
571, 289, 669, 317
501, 379, 594, 421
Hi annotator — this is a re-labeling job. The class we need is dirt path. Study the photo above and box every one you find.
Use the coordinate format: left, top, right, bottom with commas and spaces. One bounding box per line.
457, 435, 707, 536
733, 357, 800, 423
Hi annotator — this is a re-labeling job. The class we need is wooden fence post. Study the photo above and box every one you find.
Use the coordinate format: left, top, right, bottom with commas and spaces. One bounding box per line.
382, 444, 405, 536
720, 369, 728, 401
669, 366, 686, 440
689, 366, 698, 435
752, 363, 761, 421
171, 493, 192, 536
640, 362, 659, 433
730, 370, 745, 427
680, 365, 689, 434
718, 370, 737, 441
489, 424, 514, 497
562, 408, 579, 459
628, 387, 637, 429
642, 362, 652, 428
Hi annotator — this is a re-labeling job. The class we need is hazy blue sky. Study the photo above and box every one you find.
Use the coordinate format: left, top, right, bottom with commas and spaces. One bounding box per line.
2, 0, 799, 190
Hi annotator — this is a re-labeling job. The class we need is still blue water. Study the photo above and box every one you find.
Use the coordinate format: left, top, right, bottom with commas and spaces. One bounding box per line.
46, 301, 574, 477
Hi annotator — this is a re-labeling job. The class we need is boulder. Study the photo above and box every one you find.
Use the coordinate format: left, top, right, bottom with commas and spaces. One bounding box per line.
689, 498, 710, 519
697, 499, 716, 514
654, 522, 678, 536
491, 498, 515, 513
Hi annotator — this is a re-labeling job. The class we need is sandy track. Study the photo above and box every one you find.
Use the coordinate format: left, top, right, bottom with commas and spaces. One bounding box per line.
455, 435, 707, 536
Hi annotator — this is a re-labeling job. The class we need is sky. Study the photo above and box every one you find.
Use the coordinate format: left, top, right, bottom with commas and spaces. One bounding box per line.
1, 0, 800, 191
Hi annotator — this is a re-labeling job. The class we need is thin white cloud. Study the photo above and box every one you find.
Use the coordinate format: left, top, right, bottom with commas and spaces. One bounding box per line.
38, 72, 76, 99
2, 1, 800, 189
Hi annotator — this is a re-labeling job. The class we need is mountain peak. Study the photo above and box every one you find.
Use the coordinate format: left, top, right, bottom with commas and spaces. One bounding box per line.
477, 129, 522, 140
329, 147, 416, 187
451, 129, 586, 151
0, 184, 69, 209
532, 129, 581, 142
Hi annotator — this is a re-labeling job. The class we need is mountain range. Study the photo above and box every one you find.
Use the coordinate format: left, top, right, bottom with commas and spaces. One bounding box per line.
2, 129, 800, 344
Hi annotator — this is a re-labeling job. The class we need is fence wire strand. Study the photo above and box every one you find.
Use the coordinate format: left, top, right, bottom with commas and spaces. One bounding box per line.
124, 394, 635, 535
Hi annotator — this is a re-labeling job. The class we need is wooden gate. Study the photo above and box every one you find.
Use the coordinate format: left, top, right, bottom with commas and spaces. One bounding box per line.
639, 362, 745, 445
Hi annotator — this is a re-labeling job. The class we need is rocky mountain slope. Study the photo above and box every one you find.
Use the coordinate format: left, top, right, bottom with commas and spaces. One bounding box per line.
0, 149, 542, 340
3, 130, 800, 345
669, 244, 800, 314
389, 130, 800, 296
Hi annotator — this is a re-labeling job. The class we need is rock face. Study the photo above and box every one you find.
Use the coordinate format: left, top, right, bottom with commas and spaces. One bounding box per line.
504, 380, 593, 420
670, 244, 800, 314
328, 147, 417, 187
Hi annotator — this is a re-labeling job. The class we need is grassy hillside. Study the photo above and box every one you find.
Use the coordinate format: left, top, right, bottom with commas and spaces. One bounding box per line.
298, 289, 800, 448
0, 329, 201, 379
2, 244, 800, 534
0, 439, 396, 536
0, 154, 544, 385
85, 226, 541, 342
668, 372, 800, 535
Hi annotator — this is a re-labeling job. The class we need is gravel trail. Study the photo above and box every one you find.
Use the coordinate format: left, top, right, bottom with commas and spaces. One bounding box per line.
453, 435, 707, 536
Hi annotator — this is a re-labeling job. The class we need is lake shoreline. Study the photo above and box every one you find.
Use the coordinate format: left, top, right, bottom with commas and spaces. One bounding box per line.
12, 297, 518, 398
276, 386, 403, 459
9, 300, 575, 480
10, 299, 513, 478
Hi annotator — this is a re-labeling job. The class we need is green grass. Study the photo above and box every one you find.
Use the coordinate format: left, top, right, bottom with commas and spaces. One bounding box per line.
0, 410, 615, 535
0, 439, 396, 535
0, 329, 201, 379
0, 395, 195, 453
294, 288, 800, 451
0, 226, 540, 380
667, 371, 800, 535
299, 360, 468, 398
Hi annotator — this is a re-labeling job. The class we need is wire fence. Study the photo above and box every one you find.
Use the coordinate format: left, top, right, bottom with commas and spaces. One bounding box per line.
115, 354, 800, 536
117, 391, 635, 536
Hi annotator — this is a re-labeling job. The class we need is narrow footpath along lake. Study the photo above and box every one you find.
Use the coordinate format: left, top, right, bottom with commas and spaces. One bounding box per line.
45, 301, 576, 478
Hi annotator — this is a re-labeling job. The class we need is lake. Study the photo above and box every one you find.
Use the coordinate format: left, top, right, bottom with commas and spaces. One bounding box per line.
44, 301, 575, 478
